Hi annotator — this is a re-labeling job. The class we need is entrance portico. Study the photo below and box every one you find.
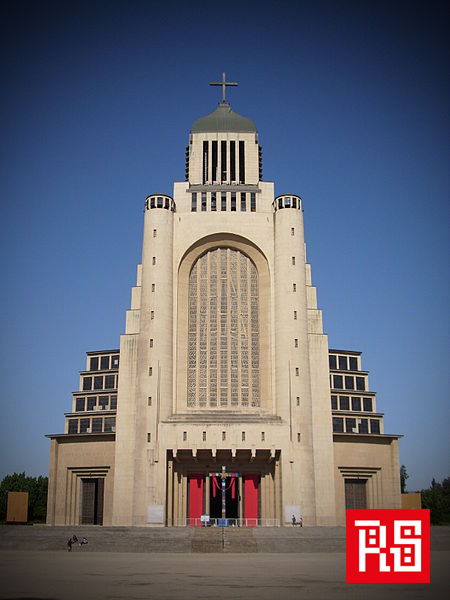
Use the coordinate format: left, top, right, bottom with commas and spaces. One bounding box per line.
166, 449, 281, 526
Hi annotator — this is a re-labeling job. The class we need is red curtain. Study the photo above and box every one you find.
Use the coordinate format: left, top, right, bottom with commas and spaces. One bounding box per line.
189, 474, 203, 526
244, 474, 259, 526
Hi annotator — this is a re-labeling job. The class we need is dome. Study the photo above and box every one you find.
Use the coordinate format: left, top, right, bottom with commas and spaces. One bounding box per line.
191, 102, 257, 133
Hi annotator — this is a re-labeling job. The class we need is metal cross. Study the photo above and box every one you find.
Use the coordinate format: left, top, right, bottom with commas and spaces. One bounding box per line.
212, 465, 239, 520
210, 72, 238, 103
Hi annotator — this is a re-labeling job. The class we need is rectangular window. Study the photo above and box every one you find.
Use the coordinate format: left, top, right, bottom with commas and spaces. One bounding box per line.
242, 431, 245, 441
68, 419, 78, 434
157, 196, 163, 208
201, 192, 207, 211
202, 141, 208, 184
149, 339, 153, 348
152, 256, 156, 265
297, 432, 301, 442
76, 397, 85, 412
359, 418, 369, 434
346, 418, 357, 433
104, 417, 115, 432
231, 192, 236, 211
351, 396, 361, 411
104, 375, 115, 389
293, 310, 297, 320
191, 192, 197, 212
147, 432, 152, 442
241, 192, 246, 211
329, 355, 337, 369
349, 356, 358, 371
222, 431, 226, 441
239, 141, 245, 183
149, 367, 153, 376
345, 376, 354, 390
356, 377, 366, 391
221, 192, 226, 211
221, 140, 227, 181
296, 397, 300, 406
151, 283, 155, 292
89, 357, 98, 371
331, 395, 338, 410
278, 198, 283, 209
110, 395, 117, 410
339, 356, 348, 370
333, 375, 343, 389
363, 397, 373, 412
153, 228, 157, 237
212, 141, 218, 182
291, 227, 295, 236
261, 432, 265, 441
230, 140, 236, 181
202, 431, 206, 441
292, 198, 297, 208
294, 339, 298, 347
94, 376, 103, 390
83, 377, 92, 391
100, 356, 109, 370
148, 396, 152, 406
80, 418, 90, 433
151, 310, 154, 319
339, 396, 349, 411
92, 418, 102, 433
333, 417, 344, 433
211, 192, 216, 211
293, 283, 296, 292
111, 355, 119, 369
295, 367, 299, 376
250, 192, 256, 212
98, 395, 108, 409
292, 257, 296, 265
370, 419, 380, 434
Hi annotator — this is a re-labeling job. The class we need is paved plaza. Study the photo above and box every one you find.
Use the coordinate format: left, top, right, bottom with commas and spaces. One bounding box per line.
0, 526, 448, 600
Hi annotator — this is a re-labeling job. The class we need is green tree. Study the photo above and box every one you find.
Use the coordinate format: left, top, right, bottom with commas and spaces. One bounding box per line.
421, 477, 450, 525
0, 472, 48, 523
400, 465, 409, 493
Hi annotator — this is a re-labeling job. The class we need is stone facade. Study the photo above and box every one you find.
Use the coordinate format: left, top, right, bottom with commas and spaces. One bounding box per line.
46, 98, 402, 527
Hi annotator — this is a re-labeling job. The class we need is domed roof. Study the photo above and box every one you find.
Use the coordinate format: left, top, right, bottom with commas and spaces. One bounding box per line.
191, 102, 257, 133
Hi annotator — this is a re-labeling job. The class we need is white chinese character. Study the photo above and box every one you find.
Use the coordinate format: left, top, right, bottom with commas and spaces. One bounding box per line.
390, 520, 421, 572
354, 520, 390, 572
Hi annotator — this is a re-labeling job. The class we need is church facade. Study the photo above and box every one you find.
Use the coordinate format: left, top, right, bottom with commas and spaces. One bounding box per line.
46, 85, 402, 527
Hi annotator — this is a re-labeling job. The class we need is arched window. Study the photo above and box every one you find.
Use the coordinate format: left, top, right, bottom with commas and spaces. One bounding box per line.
187, 247, 260, 408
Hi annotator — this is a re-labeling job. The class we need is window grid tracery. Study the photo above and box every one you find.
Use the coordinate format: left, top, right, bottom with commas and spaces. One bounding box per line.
187, 248, 260, 408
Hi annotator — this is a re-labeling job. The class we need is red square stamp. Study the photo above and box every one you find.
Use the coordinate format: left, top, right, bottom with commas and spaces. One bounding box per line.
346, 509, 430, 583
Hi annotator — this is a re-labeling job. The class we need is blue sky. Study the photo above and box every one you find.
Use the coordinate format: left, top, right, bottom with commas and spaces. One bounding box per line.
0, 0, 448, 492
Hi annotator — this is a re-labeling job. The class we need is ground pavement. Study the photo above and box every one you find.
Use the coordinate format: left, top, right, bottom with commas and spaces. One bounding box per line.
0, 525, 448, 600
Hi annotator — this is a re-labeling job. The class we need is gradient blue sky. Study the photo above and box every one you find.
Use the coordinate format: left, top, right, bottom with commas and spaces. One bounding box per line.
1, 0, 448, 492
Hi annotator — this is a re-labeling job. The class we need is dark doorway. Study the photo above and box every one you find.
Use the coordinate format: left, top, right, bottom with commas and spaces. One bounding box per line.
345, 479, 367, 509
81, 478, 104, 524
209, 477, 239, 519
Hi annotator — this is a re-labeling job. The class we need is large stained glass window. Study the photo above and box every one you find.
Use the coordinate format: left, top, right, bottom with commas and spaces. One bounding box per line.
187, 248, 259, 408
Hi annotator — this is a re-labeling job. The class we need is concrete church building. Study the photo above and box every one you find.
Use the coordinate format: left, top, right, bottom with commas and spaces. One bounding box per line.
47, 76, 402, 527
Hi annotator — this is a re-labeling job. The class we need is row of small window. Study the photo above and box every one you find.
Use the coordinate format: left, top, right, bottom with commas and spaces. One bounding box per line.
331, 374, 366, 391
332, 417, 380, 435
75, 395, 117, 412
191, 191, 256, 212
67, 417, 116, 434
272, 196, 301, 210
145, 195, 175, 211
89, 355, 119, 372
178, 430, 301, 443
331, 395, 373, 412
82, 374, 117, 391
329, 354, 358, 371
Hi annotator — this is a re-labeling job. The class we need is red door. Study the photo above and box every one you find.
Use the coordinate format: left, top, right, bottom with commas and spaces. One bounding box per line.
244, 474, 259, 526
188, 474, 203, 526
